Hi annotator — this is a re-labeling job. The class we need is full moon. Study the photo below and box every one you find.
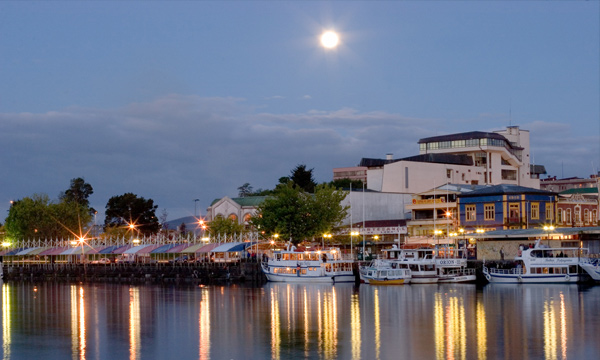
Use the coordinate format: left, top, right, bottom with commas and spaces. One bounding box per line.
320, 31, 339, 49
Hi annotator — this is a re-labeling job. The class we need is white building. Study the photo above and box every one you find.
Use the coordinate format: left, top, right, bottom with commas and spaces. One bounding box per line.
365, 126, 544, 194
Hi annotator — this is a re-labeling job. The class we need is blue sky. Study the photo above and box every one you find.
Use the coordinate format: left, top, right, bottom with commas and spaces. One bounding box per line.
1, 1, 598, 222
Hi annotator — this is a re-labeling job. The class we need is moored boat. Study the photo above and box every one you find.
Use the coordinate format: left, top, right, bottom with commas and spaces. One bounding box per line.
483, 240, 585, 284
435, 248, 476, 283
261, 246, 354, 283
361, 266, 411, 285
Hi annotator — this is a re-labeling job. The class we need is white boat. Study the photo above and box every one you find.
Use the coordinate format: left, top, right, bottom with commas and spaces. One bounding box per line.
580, 257, 600, 281
261, 246, 355, 283
483, 241, 585, 284
361, 265, 411, 285
381, 246, 439, 284
435, 248, 476, 283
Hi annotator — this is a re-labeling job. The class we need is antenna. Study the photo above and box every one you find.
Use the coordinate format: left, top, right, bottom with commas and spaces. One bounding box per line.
509, 98, 512, 127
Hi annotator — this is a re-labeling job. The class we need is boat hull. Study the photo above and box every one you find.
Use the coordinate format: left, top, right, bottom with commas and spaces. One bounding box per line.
438, 274, 476, 283
367, 278, 408, 285
410, 276, 439, 284
484, 273, 579, 284
264, 273, 355, 283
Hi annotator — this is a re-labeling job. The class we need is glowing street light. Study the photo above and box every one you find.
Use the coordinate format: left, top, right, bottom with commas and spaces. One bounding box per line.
543, 225, 555, 246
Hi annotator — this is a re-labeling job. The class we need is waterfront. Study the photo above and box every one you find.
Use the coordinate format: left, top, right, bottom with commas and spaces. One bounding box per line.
1, 282, 600, 359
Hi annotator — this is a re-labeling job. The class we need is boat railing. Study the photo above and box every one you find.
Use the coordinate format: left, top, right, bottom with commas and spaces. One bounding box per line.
487, 267, 524, 275
440, 268, 475, 276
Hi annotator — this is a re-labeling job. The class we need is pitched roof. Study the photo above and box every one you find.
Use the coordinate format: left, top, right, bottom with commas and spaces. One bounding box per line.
559, 187, 598, 195
458, 184, 556, 197
210, 196, 267, 207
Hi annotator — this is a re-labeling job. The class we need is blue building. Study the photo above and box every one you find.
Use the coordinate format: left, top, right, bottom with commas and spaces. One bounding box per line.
457, 185, 557, 231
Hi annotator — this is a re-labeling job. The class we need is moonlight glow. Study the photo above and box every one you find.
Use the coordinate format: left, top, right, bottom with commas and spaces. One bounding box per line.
320, 31, 339, 49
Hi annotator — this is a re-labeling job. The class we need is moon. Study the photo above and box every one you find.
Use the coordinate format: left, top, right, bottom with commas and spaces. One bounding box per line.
320, 31, 339, 49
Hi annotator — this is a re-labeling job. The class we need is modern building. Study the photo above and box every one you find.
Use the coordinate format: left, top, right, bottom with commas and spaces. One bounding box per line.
456, 184, 557, 231
335, 126, 545, 195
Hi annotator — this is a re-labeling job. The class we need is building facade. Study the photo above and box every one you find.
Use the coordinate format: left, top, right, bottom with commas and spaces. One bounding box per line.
457, 185, 557, 231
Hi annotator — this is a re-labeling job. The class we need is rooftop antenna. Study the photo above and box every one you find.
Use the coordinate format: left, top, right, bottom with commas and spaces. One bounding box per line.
509, 98, 512, 127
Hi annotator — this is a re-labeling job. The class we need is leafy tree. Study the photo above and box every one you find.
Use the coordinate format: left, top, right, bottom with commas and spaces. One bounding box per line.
207, 215, 245, 236
104, 193, 160, 236
237, 183, 254, 197
330, 178, 364, 190
60, 177, 93, 207
4, 193, 92, 240
250, 182, 349, 245
290, 164, 317, 193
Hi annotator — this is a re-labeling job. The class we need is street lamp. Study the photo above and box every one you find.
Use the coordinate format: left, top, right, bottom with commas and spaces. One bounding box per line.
434, 229, 443, 245
323, 233, 332, 249
543, 225, 555, 246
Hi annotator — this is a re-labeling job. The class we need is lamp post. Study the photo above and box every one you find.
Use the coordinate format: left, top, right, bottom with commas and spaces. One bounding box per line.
323, 233, 332, 249
434, 229, 443, 246
351, 231, 359, 260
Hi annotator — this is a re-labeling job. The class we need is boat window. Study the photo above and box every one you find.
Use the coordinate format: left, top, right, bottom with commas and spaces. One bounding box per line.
543, 268, 549, 274
569, 265, 577, 274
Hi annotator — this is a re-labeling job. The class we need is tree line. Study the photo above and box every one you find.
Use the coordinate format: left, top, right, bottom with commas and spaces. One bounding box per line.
2, 165, 361, 244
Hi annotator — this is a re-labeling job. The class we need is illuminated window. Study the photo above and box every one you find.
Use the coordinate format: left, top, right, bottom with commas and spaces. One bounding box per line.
465, 205, 476, 221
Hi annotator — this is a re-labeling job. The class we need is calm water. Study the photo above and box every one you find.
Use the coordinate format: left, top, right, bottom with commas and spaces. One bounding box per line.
1, 281, 599, 360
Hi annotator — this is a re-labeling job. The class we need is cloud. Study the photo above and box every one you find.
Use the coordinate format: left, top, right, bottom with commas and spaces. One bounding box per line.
1, 94, 596, 222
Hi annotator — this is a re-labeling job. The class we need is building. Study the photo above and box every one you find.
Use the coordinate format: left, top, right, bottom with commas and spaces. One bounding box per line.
206, 196, 267, 229
556, 187, 599, 227
457, 184, 557, 231
540, 175, 599, 192
370, 126, 544, 194
406, 184, 487, 238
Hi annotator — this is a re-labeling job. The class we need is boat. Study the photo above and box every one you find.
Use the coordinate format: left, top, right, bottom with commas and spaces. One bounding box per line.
361, 262, 411, 285
483, 240, 585, 283
435, 248, 476, 283
580, 257, 600, 281
378, 246, 439, 284
261, 246, 355, 283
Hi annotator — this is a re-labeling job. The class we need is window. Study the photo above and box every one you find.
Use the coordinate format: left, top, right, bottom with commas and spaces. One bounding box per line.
566, 209, 572, 224
465, 205, 476, 221
484, 204, 495, 221
593, 210, 598, 225
447, 169, 452, 179
584, 209, 590, 224
546, 203, 554, 221
557, 208, 563, 224
530, 203, 539, 220
574, 207, 581, 223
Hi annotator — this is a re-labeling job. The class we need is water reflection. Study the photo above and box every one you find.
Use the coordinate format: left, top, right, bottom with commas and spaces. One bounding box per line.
0, 282, 599, 359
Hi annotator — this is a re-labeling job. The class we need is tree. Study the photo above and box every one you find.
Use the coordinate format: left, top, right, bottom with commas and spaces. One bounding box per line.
104, 193, 160, 236
237, 183, 254, 197
4, 193, 92, 240
330, 178, 364, 190
290, 164, 317, 193
250, 182, 349, 245
60, 177, 94, 208
207, 216, 245, 236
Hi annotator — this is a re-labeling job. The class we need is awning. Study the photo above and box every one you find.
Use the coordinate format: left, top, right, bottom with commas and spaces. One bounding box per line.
39, 246, 70, 256
1, 247, 27, 256
151, 244, 179, 253
210, 242, 257, 253
196, 243, 221, 253
15, 247, 42, 256
61, 245, 98, 255
123, 244, 155, 254
167, 243, 195, 253
111, 244, 134, 254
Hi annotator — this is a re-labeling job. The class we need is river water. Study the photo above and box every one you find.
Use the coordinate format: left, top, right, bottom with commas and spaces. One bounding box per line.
1, 281, 599, 360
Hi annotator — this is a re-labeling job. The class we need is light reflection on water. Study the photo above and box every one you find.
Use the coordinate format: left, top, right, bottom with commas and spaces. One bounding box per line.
1, 282, 600, 359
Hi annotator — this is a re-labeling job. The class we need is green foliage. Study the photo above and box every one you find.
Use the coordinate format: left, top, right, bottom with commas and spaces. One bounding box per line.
4, 193, 92, 240
250, 182, 349, 245
237, 183, 254, 197
289, 164, 317, 193
104, 193, 160, 236
329, 178, 364, 190
207, 216, 245, 236
60, 177, 93, 208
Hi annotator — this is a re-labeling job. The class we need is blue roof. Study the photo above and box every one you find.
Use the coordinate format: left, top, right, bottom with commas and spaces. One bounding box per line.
98, 245, 120, 254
